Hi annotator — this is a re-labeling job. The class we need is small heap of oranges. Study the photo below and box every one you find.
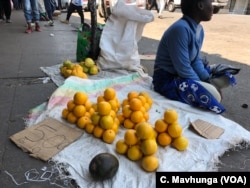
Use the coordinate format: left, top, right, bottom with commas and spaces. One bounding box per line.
117, 91, 153, 129
61, 91, 95, 129
60, 60, 88, 79
86, 87, 121, 144
115, 122, 159, 172
154, 109, 189, 151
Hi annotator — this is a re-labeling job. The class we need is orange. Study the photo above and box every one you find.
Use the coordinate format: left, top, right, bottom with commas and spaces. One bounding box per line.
122, 99, 129, 107
85, 123, 95, 134
122, 105, 132, 118
84, 100, 92, 111
91, 113, 101, 126
167, 122, 183, 138
127, 145, 143, 161
62, 108, 69, 119
141, 155, 159, 172
172, 136, 189, 151
130, 110, 144, 123
100, 115, 114, 129
67, 100, 76, 112
117, 114, 125, 124
143, 102, 150, 111
93, 125, 105, 138
73, 105, 86, 118
97, 95, 105, 103
102, 129, 116, 144
127, 91, 139, 101
129, 98, 142, 111
77, 116, 90, 129
143, 111, 149, 121
123, 118, 135, 129
88, 107, 95, 115
109, 110, 116, 119
157, 132, 172, 147
140, 139, 158, 156
164, 109, 178, 124
124, 129, 139, 146
138, 95, 147, 106
73, 92, 88, 105
97, 101, 112, 116
135, 122, 155, 140
92, 103, 97, 111
111, 121, 119, 133
108, 99, 118, 112
115, 139, 129, 155
66, 112, 78, 124
104, 87, 116, 100
154, 119, 168, 133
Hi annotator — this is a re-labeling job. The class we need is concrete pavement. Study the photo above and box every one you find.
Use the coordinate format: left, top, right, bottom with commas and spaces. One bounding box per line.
0, 9, 249, 188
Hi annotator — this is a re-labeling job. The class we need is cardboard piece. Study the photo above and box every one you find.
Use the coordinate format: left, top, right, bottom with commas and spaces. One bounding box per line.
190, 119, 225, 139
10, 118, 83, 161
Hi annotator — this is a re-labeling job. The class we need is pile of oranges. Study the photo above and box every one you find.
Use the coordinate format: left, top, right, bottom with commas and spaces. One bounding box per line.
115, 122, 159, 172
154, 109, 189, 151
88, 88, 121, 144
61, 91, 94, 127
117, 91, 153, 129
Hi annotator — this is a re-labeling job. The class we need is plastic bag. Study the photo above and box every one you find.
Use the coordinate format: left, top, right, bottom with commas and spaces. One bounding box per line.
76, 23, 104, 62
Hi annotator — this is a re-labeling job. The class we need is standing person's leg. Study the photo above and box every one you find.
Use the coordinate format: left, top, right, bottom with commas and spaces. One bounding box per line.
3, 0, 12, 22
30, 0, 41, 31
23, 0, 33, 33
60, 3, 74, 24
44, 0, 54, 25
76, 5, 84, 24
157, 0, 165, 19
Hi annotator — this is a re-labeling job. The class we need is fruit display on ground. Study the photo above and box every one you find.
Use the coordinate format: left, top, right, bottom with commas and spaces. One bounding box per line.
62, 88, 121, 144
115, 122, 159, 172
117, 91, 153, 129
154, 109, 189, 151
60, 57, 99, 79
61, 88, 188, 173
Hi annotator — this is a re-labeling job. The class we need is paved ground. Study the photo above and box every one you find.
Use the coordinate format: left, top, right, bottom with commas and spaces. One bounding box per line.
0, 8, 249, 188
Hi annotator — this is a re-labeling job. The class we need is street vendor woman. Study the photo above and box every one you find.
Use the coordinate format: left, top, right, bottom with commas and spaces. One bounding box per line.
152, 0, 240, 114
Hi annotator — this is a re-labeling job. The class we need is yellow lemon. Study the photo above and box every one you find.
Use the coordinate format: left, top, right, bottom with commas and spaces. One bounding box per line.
104, 87, 116, 101
157, 132, 172, 147
167, 122, 183, 138
115, 139, 129, 155
141, 155, 159, 172
140, 139, 158, 156
124, 129, 139, 146
127, 145, 143, 161
164, 109, 178, 124
73, 92, 88, 105
97, 101, 112, 116
136, 122, 155, 140
172, 136, 189, 151
102, 129, 116, 144
154, 119, 168, 133
100, 115, 114, 130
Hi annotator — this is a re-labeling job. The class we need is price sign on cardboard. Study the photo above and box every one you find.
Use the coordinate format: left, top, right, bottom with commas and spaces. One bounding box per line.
10, 118, 83, 161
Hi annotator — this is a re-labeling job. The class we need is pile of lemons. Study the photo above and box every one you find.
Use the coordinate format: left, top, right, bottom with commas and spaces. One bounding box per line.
60, 58, 99, 79
154, 109, 189, 151
60, 60, 88, 79
117, 91, 153, 129
79, 57, 99, 75
61, 91, 95, 128
115, 122, 159, 172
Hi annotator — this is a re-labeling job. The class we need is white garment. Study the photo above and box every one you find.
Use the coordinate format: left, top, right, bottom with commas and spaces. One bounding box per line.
38, 0, 46, 13
96, 0, 154, 72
